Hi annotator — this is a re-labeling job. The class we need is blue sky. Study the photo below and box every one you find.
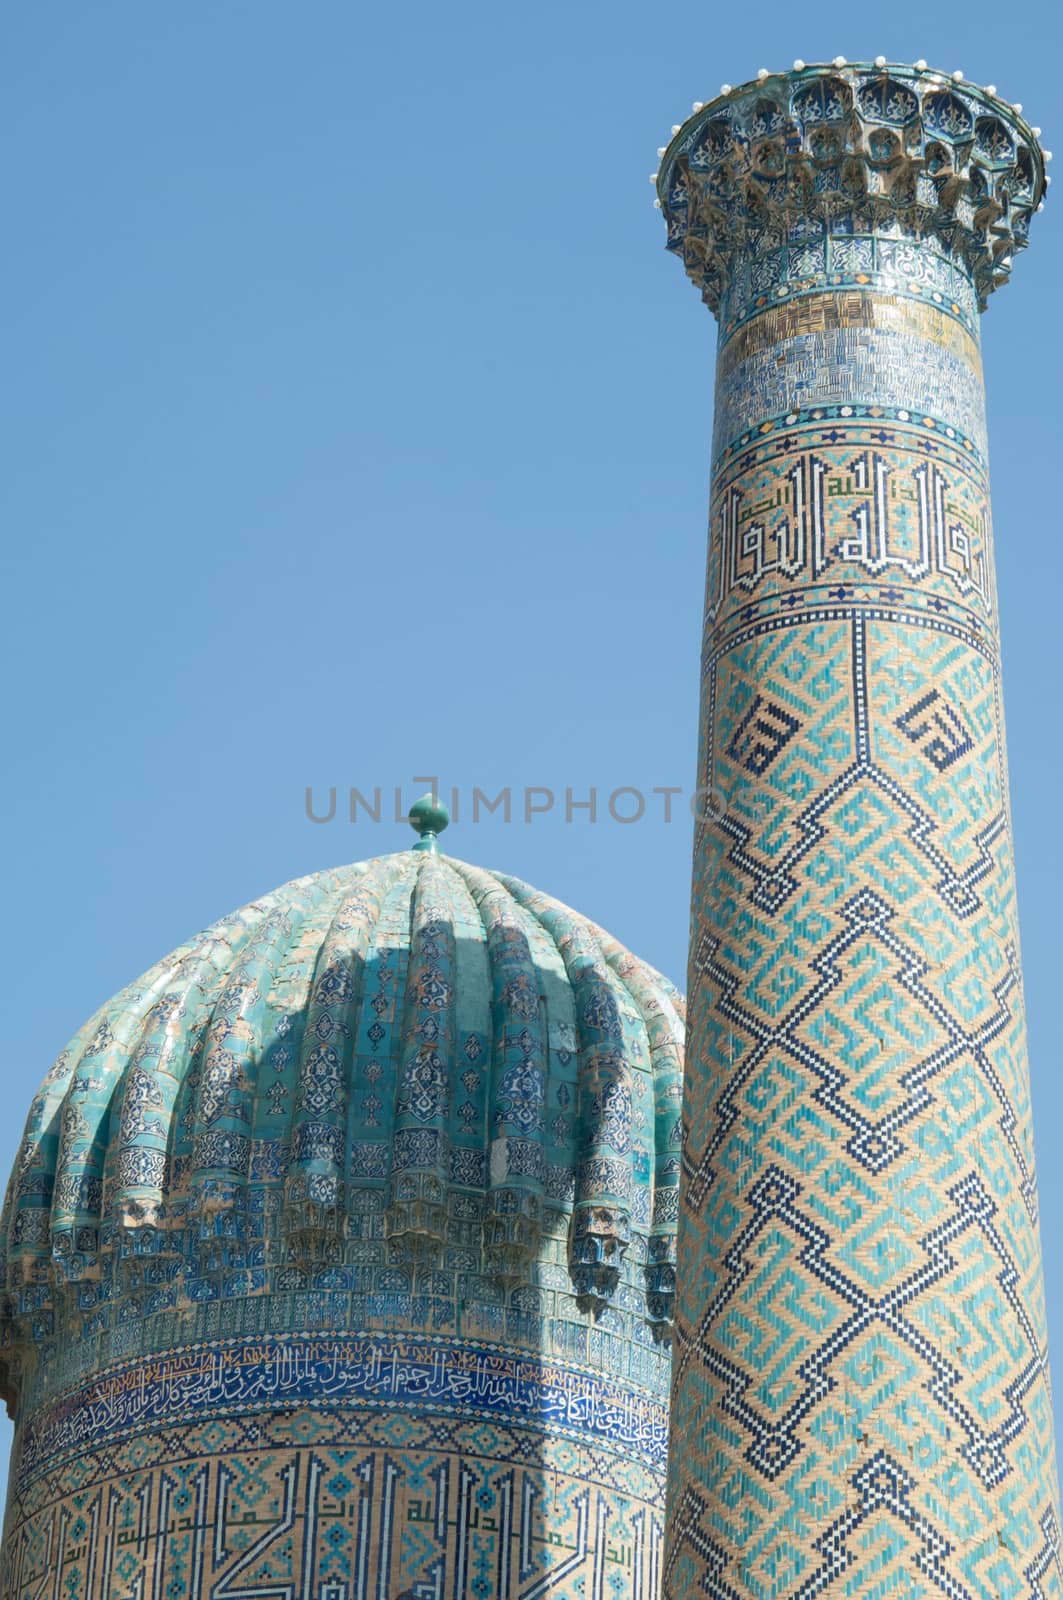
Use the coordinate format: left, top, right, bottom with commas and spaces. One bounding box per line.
2, 0, 1061, 1515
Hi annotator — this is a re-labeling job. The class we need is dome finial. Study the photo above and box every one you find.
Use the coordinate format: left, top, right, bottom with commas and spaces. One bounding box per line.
408, 791, 450, 853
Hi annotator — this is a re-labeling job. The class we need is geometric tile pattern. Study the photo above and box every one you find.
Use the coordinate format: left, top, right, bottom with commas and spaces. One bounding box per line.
12, 1334, 667, 1478
0, 1403, 666, 1598
0, 855, 685, 1598
658, 61, 1060, 1600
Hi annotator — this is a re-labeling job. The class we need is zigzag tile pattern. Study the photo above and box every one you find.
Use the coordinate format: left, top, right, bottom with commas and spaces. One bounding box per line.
658, 60, 1061, 1600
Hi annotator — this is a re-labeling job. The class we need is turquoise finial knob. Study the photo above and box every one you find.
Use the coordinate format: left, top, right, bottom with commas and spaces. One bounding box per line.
408, 792, 450, 853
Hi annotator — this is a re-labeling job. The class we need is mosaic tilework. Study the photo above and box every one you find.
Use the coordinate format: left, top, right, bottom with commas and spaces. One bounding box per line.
0, 854, 684, 1597
13, 1334, 667, 1482
712, 294, 987, 459
714, 233, 980, 341
658, 60, 1060, 1600
705, 420, 994, 640
1, 1402, 665, 1598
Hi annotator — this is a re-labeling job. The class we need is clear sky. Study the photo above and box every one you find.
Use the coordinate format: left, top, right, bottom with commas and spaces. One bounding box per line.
2, 0, 1061, 1520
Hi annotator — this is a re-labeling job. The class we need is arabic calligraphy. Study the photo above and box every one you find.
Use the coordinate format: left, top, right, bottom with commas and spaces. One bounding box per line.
17, 1333, 669, 1487
706, 439, 993, 629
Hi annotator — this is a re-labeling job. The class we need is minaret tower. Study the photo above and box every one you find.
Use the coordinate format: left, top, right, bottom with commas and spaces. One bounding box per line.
656, 61, 1060, 1595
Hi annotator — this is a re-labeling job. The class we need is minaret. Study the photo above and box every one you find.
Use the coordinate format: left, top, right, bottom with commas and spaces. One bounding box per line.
656, 61, 1061, 1595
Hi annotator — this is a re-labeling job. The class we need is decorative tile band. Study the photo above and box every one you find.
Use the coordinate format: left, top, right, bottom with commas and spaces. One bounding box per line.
716, 241, 980, 341
15, 1331, 669, 1490
717, 291, 981, 374
713, 293, 986, 460
713, 402, 984, 474
704, 419, 994, 644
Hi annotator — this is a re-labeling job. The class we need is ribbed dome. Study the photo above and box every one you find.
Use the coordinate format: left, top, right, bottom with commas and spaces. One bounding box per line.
0, 848, 684, 1405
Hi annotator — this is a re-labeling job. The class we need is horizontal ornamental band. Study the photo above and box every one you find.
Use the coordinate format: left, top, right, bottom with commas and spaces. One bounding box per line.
714, 294, 986, 461
712, 239, 981, 341
717, 290, 982, 374
712, 402, 984, 475
706, 422, 993, 632
16, 1332, 669, 1483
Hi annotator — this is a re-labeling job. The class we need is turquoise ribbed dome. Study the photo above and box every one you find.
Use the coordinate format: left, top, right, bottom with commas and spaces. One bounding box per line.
0, 849, 684, 1409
